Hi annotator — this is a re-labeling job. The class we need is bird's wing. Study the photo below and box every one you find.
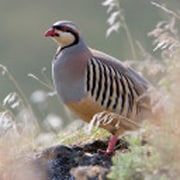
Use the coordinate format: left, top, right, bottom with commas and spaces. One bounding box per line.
91, 49, 151, 93
84, 48, 152, 118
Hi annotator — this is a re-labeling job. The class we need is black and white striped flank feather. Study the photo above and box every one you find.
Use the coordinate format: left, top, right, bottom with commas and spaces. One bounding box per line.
85, 57, 146, 119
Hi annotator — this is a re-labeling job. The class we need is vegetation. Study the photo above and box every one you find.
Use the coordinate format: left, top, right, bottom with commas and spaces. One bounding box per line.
0, 0, 180, 179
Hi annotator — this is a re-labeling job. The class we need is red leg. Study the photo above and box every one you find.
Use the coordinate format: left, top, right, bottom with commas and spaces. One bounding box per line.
98, 135, 118, 155
106, 135, 118, 154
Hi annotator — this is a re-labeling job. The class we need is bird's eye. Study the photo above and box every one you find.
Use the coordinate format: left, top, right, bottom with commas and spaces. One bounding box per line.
61, 26, 69, 32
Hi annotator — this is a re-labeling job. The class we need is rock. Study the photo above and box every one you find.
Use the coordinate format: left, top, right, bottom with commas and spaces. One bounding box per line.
1, 138, 129, 180
71, 166, 109, 180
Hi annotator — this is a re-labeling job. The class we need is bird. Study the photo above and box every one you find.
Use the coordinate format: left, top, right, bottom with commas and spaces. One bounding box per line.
44, 20, 157, 155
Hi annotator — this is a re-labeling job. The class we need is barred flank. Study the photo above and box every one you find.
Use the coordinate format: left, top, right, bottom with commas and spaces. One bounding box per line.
85, 58, 139, 118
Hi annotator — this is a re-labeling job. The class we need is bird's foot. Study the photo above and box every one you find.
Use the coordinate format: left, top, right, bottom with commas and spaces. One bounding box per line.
97, 149, 115, 156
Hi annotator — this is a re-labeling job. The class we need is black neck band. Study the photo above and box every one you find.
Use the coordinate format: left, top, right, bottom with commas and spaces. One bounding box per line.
60, 30, 79, 51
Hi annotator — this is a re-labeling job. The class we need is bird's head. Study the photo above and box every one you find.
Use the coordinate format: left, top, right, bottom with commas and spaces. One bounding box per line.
44, 21, 80, 48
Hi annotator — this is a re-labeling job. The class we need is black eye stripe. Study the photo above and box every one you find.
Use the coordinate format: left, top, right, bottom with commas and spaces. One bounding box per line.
52, 25, 62, 30
52, 25, 74, 33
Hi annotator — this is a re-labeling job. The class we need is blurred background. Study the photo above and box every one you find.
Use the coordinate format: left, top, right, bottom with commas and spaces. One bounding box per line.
0, 0, 180, 129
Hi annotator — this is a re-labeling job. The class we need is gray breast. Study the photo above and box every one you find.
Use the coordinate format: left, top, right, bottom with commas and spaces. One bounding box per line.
52, 46, 90, 103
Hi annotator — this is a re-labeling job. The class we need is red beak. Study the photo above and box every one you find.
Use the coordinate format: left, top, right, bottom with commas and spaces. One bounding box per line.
44, 28, 57, 37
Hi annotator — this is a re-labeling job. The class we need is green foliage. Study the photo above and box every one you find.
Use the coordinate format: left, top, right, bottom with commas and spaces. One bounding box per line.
109, 134, 160, 180
59, 126, 109, 145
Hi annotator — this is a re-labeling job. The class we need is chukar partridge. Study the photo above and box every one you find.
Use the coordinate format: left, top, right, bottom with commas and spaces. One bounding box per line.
44, 20, 155, 154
